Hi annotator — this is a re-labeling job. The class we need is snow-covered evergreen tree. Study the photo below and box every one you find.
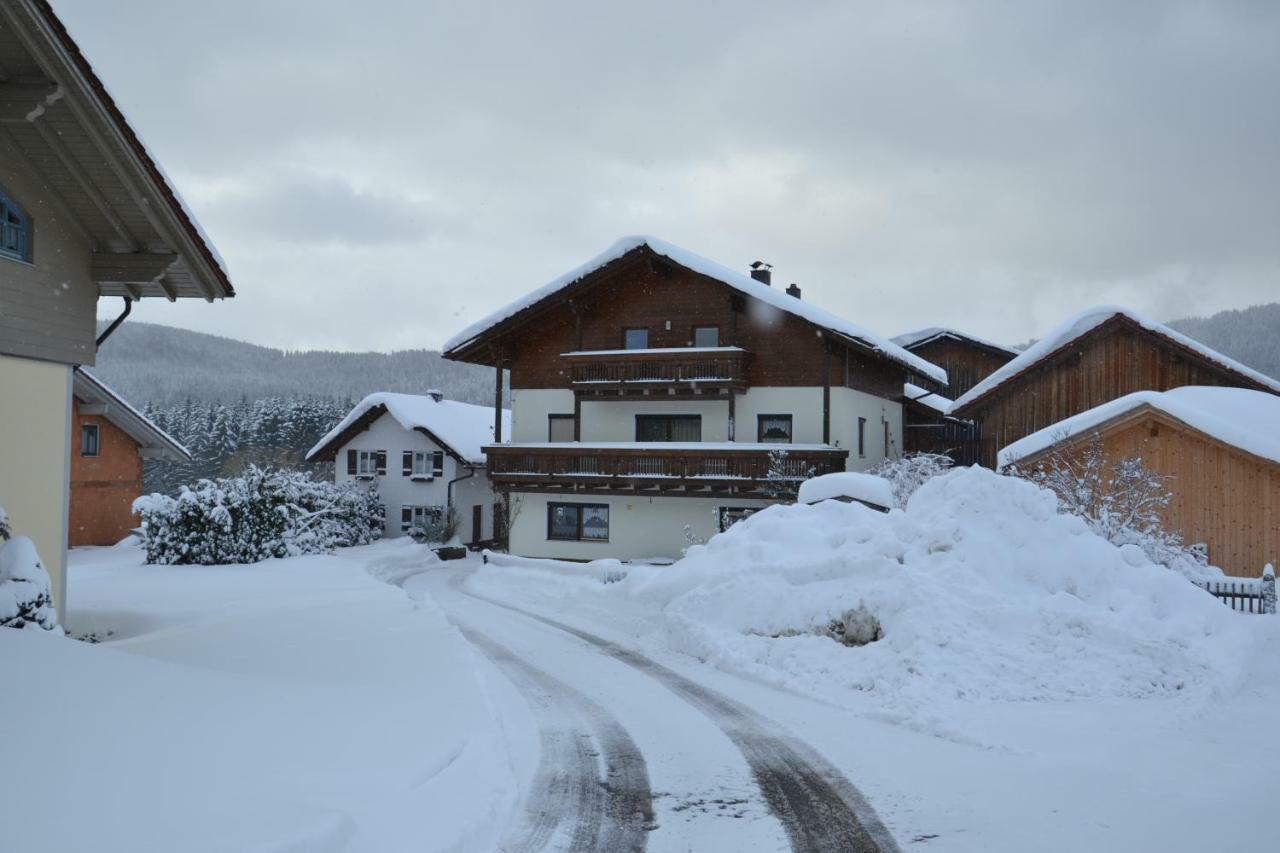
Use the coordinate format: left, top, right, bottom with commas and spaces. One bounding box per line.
0, 506, 61, 632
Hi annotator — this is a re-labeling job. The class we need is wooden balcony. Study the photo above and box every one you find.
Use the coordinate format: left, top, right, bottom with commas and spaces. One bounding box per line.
562, 347, 750, 395
485, 443, 848, 497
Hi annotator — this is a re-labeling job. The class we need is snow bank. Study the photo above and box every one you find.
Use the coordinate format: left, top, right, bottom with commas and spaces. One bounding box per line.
953, 305, 1280, 411
798, 471, 894, 509
999, 386, 1280, 469
480, 468, 1253, 721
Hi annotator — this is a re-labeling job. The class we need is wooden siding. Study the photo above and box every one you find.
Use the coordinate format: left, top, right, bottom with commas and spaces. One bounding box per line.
967, 319, 1276, 468
69, 396, 143, 546
1019, 410, 1280, 578
905, 336, 1014, 400
505, 251, 903, 397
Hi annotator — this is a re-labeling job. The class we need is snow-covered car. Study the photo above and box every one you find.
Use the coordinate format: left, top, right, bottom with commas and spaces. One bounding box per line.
796, 471, 893, 512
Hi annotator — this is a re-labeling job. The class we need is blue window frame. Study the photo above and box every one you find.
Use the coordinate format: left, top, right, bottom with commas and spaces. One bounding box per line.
1, 188, 31, 262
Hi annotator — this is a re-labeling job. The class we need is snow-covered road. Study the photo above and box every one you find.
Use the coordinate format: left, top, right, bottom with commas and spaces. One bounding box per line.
406, 561, 899, 853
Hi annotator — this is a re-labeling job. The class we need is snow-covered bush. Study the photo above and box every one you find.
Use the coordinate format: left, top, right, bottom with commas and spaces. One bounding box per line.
764, 449, 815, 499
0, 506, 60, 632
133, 466, 383, 565
1007, 431, 1213, 578
867, 452, 953, 508
409, 507, 458, 545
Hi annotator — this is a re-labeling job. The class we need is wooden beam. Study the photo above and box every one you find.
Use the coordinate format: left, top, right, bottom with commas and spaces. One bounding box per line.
156, 276, 178, 302
32, 120, 137, 248
823, 340, 832, 445
493, 349, 505, 443
0, 79, 60, 122
91, 251, 178, 285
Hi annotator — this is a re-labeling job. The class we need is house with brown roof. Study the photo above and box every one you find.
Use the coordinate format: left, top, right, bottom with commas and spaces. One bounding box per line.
0, 0, 232, 615
69, 370, 189, 546
998, 386, 1280, 578
949, 306, 1280, 469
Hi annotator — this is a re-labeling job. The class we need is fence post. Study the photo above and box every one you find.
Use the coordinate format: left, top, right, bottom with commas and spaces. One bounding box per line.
1262, 564, 1276, 615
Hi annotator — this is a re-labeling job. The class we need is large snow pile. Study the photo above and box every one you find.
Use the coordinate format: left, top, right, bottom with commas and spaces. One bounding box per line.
503, 468, 1250, 717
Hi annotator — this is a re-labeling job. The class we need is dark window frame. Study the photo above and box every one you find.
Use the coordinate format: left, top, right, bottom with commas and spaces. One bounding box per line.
547, 502, 610, 542
548, 414, 576, 442
622, 327, 650, 350
756, 414, 793, 444
635, 414, 702, 442
692, 325, 720, 348
0, 186, 32, 263
884, 419, 891, 457
857, 417, 867, 457
80, 423, 100, 457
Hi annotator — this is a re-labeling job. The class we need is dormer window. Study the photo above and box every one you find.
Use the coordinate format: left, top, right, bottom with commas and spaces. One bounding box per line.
1, 188, 31, 263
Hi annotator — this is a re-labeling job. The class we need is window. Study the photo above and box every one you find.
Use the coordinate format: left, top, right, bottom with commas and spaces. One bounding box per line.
757, 414, 793, 444
401, 505, 444, 533
718, 507, 758, 532
636, 414, 701, 442
80, 423, 100, 457
857, 417, 867, 457
623, 327, 649, 350
548, 414, 576, 442
547, 503, 609, 542
693, 326, 720, 348
884, 420, 891, 457
404, 450, 444, 478
347, 449, 385, 477
0, 189, 30, 262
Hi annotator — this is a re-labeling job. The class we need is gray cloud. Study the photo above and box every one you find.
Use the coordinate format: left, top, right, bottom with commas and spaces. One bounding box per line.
61, 0, 1280, 352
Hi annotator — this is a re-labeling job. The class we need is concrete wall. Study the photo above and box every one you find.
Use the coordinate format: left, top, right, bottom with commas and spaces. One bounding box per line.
69, 397, 144, 546
331, 411, 499, 541
0, 139, 98, 366
510, 389, 575, 442
0, 353, 71, 615
507, 491, 776, 562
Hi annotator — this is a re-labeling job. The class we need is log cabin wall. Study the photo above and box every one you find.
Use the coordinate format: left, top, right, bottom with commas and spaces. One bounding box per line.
1024, 411, 1280, 578
506, 251, 903, 396
969, 320, 1271, 468
907, 337, 1015, 400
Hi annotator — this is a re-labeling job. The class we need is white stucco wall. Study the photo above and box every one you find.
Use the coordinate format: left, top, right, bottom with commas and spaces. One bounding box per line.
331, 411, 499, 540
579, 397, 731, 442
506, 491, 776, 561
510, 389, 576, 442
735, 387, 824, 444
829, 387, 903, 472
0, 353, 71, 616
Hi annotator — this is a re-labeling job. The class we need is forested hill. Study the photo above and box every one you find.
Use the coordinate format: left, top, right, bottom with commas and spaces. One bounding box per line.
1166, 303, 1280, 382
91, 321, 494, 406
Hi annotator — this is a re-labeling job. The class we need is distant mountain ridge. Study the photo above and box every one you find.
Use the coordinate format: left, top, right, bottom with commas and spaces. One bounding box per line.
94, 302, 1280, 408
91, 321, 495, 406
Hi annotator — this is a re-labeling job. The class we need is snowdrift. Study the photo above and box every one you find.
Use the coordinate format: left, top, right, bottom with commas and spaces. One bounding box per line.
483, 468, 1252, 717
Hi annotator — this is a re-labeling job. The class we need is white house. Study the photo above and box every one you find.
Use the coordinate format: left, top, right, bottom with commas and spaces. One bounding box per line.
306, 391, 510, 544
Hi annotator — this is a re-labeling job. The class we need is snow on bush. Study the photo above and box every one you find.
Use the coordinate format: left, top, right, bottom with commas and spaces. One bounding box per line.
867, 452, 953, 508
0, 507, 60, 632
133, 466, 383, 565
1007, 431, 1218, 579
605, 467, 1247, 715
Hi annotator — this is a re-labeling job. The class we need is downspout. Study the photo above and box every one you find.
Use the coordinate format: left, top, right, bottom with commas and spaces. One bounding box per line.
447, 464, 477, 539
95, 296, 133, 347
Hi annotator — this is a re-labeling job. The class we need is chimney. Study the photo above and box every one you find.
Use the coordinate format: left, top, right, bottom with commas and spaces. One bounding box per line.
749, 260, 772, 286
426, 389, 444, 402
786, 283, 802, 299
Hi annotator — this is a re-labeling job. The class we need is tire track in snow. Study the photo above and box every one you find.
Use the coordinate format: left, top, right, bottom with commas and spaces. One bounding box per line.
457, 626, 654, 853
457, 583, 901, 853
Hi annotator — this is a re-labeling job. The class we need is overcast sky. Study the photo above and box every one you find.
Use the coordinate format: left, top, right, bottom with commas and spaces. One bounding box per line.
64, 0, 1279, 353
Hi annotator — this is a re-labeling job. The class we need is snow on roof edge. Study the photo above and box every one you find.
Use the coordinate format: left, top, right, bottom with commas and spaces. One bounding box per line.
892, 327, 1019, 357
997, 386, 1280, 469
953, 305, 1280, 411
443, 236, 947, 385
74, 369, 190, 460
307, 392, 510, 464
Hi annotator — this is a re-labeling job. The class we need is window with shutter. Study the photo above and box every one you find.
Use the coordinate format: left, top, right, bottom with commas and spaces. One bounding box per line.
347, 449, 358, 475
432, 451, 444, 477
375, 451, 387, 475
403, 451, 413, 476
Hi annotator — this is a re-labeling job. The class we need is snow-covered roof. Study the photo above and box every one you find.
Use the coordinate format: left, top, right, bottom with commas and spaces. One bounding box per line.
493, 441, 837, 451
444, 236, 947, 385
797, 471, 894, 509
952, 306, 1280, 412
903, 382, 953, 415
72, 369, 189, 461
892, 327, 1019, 357
307, 393, 510, 465
998, 386, 1280, 470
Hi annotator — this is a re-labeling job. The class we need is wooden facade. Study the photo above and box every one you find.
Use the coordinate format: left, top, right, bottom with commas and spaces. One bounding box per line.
69, 397, 144, 546
953, 315, 1279, 468
1011, 406, 1280, 578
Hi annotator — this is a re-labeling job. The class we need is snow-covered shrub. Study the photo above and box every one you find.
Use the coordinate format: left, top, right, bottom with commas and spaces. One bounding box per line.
1007, 431, 1213, 578
867, 452, 953, 508
764, 449, 815, 499
822, 603, 883, 647
409, 507, 458, 545
0, 507, 60, 632
133, 466, 383, 565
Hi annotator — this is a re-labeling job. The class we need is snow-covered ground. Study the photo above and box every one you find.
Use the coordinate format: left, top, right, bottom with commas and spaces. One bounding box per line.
5, 471, 1278, 852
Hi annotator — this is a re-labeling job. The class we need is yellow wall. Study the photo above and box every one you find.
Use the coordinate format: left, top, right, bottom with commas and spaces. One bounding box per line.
0, 352, 71, 616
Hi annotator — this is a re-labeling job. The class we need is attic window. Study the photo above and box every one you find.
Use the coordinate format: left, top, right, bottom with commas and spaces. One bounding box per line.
0, 188, 31, 262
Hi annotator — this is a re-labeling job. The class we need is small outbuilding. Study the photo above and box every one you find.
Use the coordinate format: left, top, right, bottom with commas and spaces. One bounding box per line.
998, 386, 1280, 578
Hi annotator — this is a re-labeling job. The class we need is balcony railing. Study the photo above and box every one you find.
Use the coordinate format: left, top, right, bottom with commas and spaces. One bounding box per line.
562, 347, 750, 393
485, 443, 848, 496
